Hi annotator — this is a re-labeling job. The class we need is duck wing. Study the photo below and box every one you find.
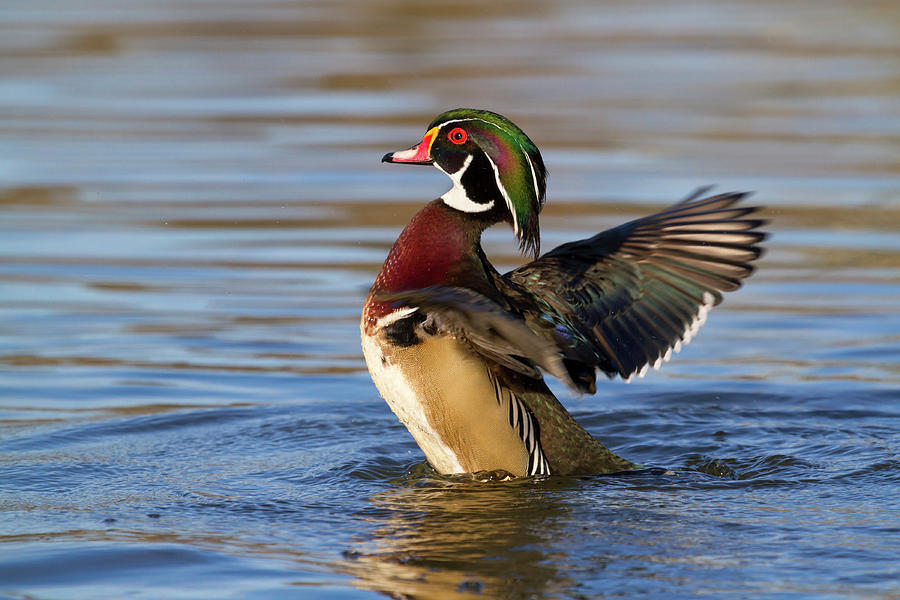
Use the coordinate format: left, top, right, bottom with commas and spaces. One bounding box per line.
502, 189, 767, 389
375, 286, 576, 387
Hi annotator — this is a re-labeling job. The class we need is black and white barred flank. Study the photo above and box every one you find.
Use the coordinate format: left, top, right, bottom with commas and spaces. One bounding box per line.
490, 372, 551, 476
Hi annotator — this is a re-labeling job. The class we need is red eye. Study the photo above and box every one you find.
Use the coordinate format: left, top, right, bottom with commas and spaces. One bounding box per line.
447, 127, 467, 145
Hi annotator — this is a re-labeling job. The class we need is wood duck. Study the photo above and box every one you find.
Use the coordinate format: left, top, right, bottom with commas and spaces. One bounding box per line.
361, 108, 766, 477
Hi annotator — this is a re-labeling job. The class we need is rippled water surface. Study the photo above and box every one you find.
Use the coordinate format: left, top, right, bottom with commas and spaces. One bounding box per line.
2, 1, 899, 598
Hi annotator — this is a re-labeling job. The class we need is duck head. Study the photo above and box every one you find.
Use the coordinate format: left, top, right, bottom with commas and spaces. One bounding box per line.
383, 108, 547, 257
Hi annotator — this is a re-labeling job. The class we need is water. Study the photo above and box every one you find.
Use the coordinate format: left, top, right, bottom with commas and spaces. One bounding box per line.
1, 0, 899, 598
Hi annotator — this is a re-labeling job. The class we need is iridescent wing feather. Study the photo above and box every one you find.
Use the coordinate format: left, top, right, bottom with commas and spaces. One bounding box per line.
503, 189, 767, 389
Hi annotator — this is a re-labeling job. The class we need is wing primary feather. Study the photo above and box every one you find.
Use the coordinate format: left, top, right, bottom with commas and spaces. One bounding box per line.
675, 185, 716, 205
497, 189, 765, 387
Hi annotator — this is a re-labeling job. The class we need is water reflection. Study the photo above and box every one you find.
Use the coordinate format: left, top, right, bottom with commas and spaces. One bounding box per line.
350, 473, 572, 598
345, 469, 760, 599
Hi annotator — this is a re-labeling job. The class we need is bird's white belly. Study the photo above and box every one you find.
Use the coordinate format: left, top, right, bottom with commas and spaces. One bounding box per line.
361, 327, 466, 474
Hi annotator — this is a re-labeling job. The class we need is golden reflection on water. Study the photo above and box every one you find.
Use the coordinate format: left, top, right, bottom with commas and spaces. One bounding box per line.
349, 480, 571, 598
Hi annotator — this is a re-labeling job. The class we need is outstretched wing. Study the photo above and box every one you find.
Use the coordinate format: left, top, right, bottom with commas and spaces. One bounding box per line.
503, 189, 767, 387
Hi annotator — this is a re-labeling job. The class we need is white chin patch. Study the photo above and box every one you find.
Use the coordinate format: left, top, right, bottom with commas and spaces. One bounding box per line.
437, 155, 495, 214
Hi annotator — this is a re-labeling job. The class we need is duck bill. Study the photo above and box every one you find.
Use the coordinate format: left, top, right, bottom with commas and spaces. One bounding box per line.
382, 126, 438, 164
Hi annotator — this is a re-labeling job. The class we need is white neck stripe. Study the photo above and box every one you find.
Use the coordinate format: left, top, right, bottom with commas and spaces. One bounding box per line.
483, 152, 518, 235
437, 155, 495, 214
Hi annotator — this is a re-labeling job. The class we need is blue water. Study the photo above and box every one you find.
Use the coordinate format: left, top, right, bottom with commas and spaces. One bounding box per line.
1, 1, 899, 598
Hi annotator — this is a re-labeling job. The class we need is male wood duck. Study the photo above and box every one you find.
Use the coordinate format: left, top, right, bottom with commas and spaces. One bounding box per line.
361, 108, 766, 477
